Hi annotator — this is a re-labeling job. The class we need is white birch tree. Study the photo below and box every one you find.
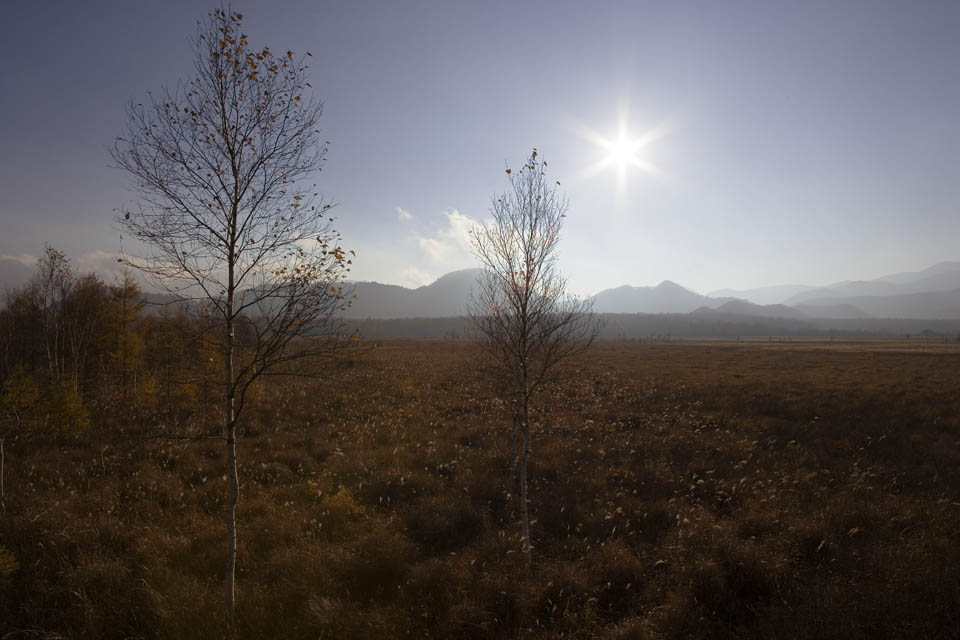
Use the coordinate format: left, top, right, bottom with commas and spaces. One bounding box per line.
468, 149, 598, 573
112, 8, 353, 624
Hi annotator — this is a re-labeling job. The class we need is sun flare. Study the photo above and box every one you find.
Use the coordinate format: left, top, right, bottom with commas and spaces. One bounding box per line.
603, 135, 644, 171
568, 113, 670, 194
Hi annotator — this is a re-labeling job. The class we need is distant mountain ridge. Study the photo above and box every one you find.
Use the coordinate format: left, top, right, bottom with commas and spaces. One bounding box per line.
693, 300, 808, 320
783, 262, 960, 305
592, 280, 729, 314
345, 268, 481, 319
795, 288, 960, 320
874, 261, 960, 285
707, 262, 960, 310
6, 256, 960, 321
708, 284, 816, 306
340, 262, 960, 320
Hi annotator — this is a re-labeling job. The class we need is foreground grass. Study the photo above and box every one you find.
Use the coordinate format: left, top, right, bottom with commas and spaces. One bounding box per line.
1, 339, 959, 638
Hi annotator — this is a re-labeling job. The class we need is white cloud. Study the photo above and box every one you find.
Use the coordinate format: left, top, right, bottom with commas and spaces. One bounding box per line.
342, 209, 480, 288
398, 266, 433, 288
0, 253, 38, 267
417, 209, 476, 264
396, 206, 414, 222
75, 250, 124, 281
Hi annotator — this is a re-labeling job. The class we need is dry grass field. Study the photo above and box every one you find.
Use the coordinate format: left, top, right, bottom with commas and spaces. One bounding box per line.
2, 339, 959, 638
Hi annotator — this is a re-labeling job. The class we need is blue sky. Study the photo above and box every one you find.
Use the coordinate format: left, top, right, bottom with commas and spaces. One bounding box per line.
1, 0, 959, 295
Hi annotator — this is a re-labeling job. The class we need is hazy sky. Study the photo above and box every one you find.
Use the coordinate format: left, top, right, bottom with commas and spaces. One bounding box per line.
2, 0, 959, 296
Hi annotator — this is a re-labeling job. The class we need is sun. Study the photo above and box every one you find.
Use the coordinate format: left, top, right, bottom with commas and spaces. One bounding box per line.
603, 134, 644, 172
568, 113, 670, 193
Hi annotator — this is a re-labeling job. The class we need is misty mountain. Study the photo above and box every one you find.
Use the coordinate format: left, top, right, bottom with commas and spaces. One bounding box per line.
346, 273, 735, 319
786, 281, 899, 305
874, 261, 960, 285
324, 261, 960, 321
793, 302, 869, 320
592, 280, 728, 314
796, 289, 960, 320
706, 263, 960, 307
96, 271, 483, 320
348, 273, 741, 319
891, 268, 960, 295
345, 268, 481, 319
707, 284, 816, 306
8, 256, 960, 322
784, 262, 960, 306
694, 300, 809, 320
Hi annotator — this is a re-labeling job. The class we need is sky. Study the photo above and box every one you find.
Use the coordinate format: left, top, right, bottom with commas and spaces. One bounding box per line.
1, 0, 959, 297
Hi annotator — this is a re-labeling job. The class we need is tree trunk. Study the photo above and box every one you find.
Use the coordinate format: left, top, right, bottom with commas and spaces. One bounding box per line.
224, 291, 239, 626
519, 391, 532, 574
225, 416, 238, 626
99, 423, 106, 477
224, 213, 239, 627
0, 437, 6, 514
510, 394, 520, 485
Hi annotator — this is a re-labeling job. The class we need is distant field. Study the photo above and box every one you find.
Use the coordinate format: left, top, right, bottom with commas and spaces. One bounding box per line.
348, 314, 960, 340
2, 339, 959, 638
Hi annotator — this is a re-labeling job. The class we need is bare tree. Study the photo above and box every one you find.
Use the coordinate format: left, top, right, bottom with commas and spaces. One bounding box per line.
112, 8, 353, 624
468, 149, 598, 573
33, 245, 73, 381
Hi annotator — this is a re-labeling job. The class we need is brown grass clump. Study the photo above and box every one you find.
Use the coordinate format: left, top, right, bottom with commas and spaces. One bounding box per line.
1, 339, 959, 638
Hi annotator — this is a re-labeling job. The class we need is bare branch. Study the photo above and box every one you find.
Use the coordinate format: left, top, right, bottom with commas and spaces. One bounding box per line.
466, 150, 598, 573
111, 8, 352, 623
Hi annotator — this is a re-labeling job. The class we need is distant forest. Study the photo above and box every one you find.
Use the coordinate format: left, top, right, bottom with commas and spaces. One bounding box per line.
0, 247, 245, 445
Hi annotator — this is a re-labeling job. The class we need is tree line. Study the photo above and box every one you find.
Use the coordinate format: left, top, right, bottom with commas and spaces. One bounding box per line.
0, 246, 239, 507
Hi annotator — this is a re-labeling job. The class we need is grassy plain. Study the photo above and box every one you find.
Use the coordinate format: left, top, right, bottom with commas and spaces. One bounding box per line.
1, 339, 959, 638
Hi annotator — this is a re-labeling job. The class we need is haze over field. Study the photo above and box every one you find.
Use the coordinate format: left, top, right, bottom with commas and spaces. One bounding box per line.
2, 0, 959, 297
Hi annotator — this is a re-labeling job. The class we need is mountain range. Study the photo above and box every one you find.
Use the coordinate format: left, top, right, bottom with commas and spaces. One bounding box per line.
344, 262, 960, 321
6, 256, 960, 321
345, 269, 481, 319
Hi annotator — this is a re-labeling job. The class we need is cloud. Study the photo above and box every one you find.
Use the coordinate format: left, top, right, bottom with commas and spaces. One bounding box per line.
345, 209, 478, 289
0, 253, 38, 267
417, 210, 476, 264
75, 250, 124, 282
398, 266, 433, 288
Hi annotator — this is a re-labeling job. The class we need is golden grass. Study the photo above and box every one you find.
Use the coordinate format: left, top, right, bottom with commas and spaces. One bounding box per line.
1, 339, 958, 638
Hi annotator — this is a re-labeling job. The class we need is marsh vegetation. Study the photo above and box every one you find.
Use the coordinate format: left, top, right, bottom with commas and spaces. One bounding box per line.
1, 338, 958, 638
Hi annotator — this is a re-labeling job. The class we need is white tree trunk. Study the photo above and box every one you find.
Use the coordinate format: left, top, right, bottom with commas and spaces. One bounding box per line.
225, 416, 238, 625
519, 390, 532, 574
224, 275, 239, 625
